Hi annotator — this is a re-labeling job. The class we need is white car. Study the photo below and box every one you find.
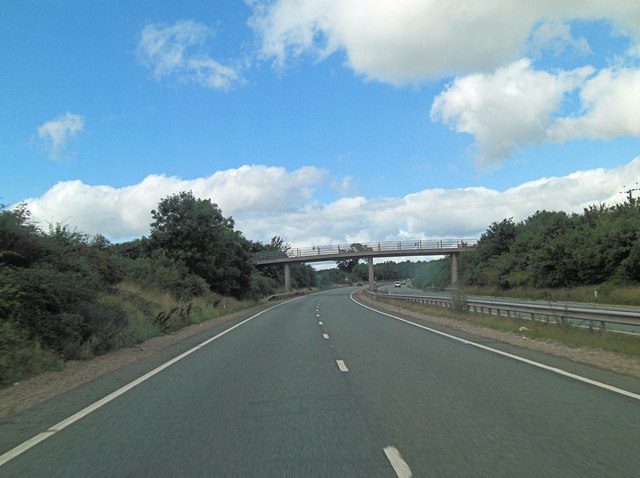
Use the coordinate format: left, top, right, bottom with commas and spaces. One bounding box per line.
394, 281, 401, 287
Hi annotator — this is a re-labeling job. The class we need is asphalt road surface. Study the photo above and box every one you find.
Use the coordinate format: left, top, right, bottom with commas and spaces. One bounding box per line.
1, 288, 639, 477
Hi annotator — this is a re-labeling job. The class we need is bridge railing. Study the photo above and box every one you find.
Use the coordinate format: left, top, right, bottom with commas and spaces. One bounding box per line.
253, 239, 478, 262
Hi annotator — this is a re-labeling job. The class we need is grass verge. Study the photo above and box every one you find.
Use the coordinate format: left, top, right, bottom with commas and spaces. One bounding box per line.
374, 296, 640, 357
0, 282, 270, 389
461, 283, 640, 306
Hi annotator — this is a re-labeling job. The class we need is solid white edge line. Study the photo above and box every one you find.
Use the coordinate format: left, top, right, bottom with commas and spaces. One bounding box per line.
0, 298, 298, 468
384, 446, 413, 478
0, 432, 55, 466
336, 360, 349, 372
351, 292, 640, 401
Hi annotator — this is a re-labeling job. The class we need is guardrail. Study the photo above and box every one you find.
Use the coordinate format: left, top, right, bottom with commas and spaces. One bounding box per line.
266, 291, 306, 301
365, 290, 640, 335
253, 239, 477, 262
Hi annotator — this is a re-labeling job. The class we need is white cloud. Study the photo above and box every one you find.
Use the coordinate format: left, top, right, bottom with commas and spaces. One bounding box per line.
627, 44, 640, 58
137, 20, 241, 90
247, 1, 640, 166
528, 19, 591, 58
430, 59, 594, 166
248, 0, 640, 84
549, 66, 640, 141
22, 165, 325, 240
239, 158, 640, 246
37, 112, 84, 159
20, 159, 640, 246
431, 60, 640, 165
331, 175, 354, 195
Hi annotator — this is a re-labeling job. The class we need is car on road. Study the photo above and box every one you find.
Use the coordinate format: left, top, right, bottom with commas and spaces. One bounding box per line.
394, 281, 401, 287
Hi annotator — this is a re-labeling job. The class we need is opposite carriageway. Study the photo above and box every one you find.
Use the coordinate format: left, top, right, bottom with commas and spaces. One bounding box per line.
252, 239, 478, 291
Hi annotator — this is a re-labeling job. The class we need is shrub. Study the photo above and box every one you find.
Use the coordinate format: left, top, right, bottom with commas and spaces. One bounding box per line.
250, 272, 278, 298
121, 256, 208, 301
0, 342, 63, 387
77, 300, 129, 355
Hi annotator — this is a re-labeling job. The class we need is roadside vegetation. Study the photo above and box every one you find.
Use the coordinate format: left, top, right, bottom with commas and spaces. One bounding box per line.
411, 259, 640, 306
0, 193, 315, 388
405, 193, 640, 306
322, 194, 640, 357
4, 191, 640, 387
371, 295, 640, 357
316, 259, 419, 288
458, 193, 640, 297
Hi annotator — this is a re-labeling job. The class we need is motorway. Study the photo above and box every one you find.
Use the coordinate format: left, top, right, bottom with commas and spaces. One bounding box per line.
1, 287, 639, 477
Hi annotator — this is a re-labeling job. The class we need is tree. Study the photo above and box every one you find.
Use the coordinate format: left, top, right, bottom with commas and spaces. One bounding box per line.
336, 243, 371, 273
291, 262, 317, 289
374, 261, 400, 280
268, 236, 290, 256
252, 236, 316, 290
0, 203, 43, 267
412, 258, 450, 288
149, 191, 253, 297
476, 218, 517, 262
253, 236, 290, 285
110, 237, 151, 260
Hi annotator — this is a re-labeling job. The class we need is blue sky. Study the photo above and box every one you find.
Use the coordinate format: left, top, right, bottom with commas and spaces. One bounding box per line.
2, 1, 640, 247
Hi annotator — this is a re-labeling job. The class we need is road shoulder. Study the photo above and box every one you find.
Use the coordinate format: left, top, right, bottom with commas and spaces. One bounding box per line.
355, 291, 640, 381
0, 304, 268, 420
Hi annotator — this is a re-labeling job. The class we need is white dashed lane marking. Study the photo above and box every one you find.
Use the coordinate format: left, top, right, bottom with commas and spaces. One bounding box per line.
384, 446, 413, 478
336, 360, 349, 372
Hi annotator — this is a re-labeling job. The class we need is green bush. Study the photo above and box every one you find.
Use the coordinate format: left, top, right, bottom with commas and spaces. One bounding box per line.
0, 342, 64, 387
459, 199, 640, 290
412, 258, 450, 288
77, 300, 129, 355
250, 272, 278, 297
0, 320, 64, 386
120, 255, 208, 301
1, 265, 94, 356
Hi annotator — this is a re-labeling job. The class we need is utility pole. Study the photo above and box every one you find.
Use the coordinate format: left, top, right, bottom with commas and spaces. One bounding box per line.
622, 183, 640, 207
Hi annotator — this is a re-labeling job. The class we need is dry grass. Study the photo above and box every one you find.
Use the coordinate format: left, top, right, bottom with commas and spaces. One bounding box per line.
113, 281, 267, 337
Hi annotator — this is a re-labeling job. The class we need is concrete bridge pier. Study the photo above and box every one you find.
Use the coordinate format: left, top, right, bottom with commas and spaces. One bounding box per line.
284, 263, 291, 292
368, 257, 375, 291
450, 253, 459, 285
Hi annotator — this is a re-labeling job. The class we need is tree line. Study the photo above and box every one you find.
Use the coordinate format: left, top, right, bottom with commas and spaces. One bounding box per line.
458, 195, 640, 289
322, 193, 640, 292
111, 191, 317, 297
0, 191, 315, 386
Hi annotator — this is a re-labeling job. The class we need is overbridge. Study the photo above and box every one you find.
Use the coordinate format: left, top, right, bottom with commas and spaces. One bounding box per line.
252, 239, 478, 291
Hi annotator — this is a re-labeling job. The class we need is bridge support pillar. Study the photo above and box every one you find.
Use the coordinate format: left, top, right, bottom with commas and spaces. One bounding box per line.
450, 253, 459, 285
284, 263, 291, 292
368, 257, 375, 291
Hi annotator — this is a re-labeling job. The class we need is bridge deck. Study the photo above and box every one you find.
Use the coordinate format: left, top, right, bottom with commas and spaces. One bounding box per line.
253, 239, 477, 265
